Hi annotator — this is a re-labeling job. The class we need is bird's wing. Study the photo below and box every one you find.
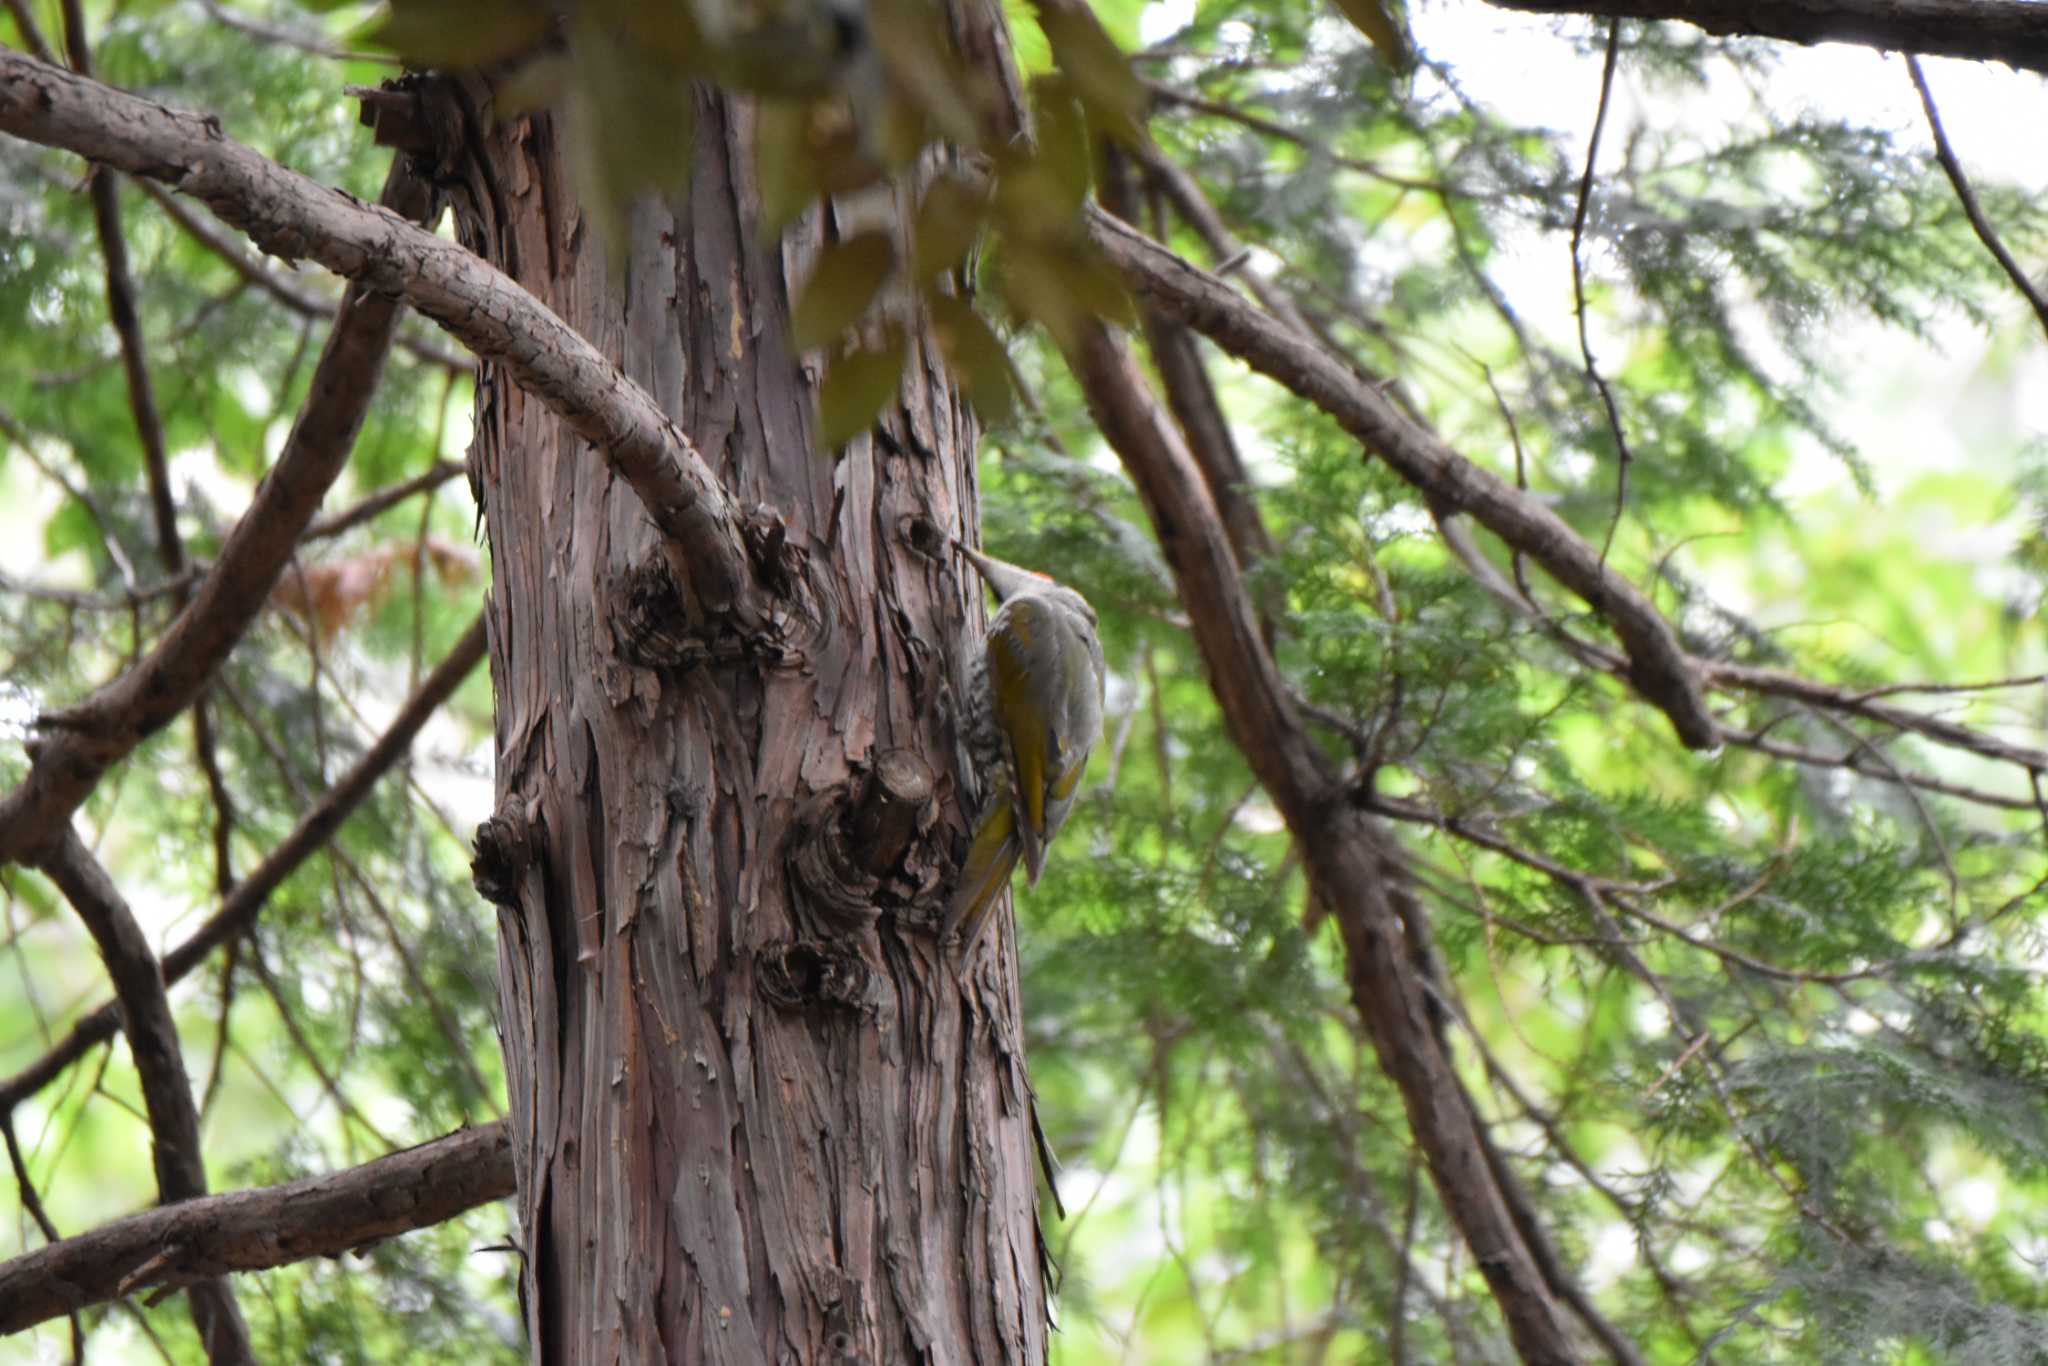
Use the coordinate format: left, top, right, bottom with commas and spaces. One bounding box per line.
986, 597, 1054, 839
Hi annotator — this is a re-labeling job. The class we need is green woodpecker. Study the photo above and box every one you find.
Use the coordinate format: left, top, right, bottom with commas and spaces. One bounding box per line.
943, 545, 1106, 957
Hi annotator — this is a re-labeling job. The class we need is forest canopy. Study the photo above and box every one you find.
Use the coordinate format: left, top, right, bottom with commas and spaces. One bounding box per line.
4, 0, 2048, 1361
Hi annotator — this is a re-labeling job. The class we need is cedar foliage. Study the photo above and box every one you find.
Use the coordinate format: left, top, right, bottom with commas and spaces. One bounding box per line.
3, 0, 2047, 1361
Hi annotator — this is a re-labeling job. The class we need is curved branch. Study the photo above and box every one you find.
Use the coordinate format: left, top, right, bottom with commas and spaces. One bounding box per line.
1906, 54, 2048, 345
1065, 320, 1587, 1363
1706, 660, 2048, 771
0, 1122, 512, 1335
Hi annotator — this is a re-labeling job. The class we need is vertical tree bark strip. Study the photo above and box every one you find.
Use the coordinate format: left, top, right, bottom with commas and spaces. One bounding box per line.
447, 72, 1047, 1359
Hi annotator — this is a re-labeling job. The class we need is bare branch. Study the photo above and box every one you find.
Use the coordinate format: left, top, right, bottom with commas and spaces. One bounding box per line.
194, 0, 391, 65
39, 828, 256, 1362
76, 159, 183, 571
1568, 18, 1635, 561
1145, 81, 1449, 192
1098, 145, 1277, 635
1706, 660, 2048, 771
1, 0, 55, 68
0, 51, 754, 618
305, 459, 468, 543
0, 565, 196, 610
1088, 205, 1718, 749
1064, 319, 1587, 1363
1484, 0, 2048, 74
0, 614, 486, 1120
0, 1121, 513, 1335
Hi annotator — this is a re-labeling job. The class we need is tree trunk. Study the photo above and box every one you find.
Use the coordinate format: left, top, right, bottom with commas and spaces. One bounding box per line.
445, 83, 1048, 1363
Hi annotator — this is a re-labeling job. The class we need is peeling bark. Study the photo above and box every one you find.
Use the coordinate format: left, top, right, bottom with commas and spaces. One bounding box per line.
443, 79, 1047, 1363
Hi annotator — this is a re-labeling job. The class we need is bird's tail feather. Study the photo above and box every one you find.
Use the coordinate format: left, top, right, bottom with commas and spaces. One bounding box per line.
944, 802, 1023, 958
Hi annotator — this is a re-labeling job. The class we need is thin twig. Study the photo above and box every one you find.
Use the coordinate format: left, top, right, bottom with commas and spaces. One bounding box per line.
195, 0, 391, 65
1906, 54, 2048, 344
1568, 18, 1635, 565
304, 460, 469, 542
1144, 82, 1450, 193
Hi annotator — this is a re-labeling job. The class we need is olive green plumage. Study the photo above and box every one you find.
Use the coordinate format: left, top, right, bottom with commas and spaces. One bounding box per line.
944, 545, 1106, 957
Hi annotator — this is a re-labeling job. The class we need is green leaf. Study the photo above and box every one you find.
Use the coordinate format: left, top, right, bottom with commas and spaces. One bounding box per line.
572, 19, 697, 204
997, 236, 1133, 352
928, 294, 1015, 426
993, 77, 1091, 241
869, 0, 983, 146
755, 99, 822, 232
755, 99, 885, 232
791, 232, 896, 352
816, 329, 907, 450
1036, 2, 1143, 145
360, 0, 553, 68
911, 177, 990, 281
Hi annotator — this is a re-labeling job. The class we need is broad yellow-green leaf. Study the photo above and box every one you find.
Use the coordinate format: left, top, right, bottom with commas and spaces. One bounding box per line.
928, 294, 1016, 425
608, 0, 707, 67
870, 0, 984, 146
755, 99, 885, 232
360, 0, 553, 68
494, 54, 572, 118
756, 100, 823, 231
816, 329, 908, 450
912, 177, 990, 281
573, 20, 697, 202
1036, 2, 1144, 145
792, 233, 896, 352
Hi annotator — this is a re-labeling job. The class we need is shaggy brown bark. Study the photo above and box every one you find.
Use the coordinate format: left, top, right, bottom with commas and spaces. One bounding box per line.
438, 73, 1047, 1364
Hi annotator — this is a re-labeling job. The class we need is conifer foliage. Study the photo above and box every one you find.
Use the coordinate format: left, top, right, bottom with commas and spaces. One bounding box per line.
3, 0, 2047, 1361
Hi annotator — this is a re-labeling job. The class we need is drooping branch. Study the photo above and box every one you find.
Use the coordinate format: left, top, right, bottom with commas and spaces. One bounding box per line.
0, 150, 439, 866
39, 829, 256, 1363
0, 1121, 513, 1335
0, 50, 754, 619
0, 614, 487, 1119
1087, 206, 1719, 750
1484, 0, 2048, 74
1064, 320, 1595, 1364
